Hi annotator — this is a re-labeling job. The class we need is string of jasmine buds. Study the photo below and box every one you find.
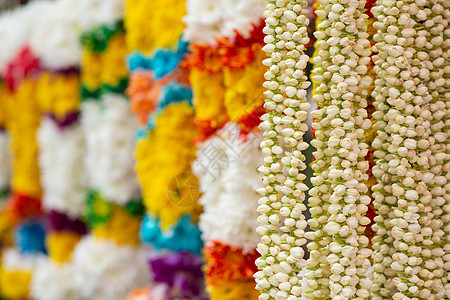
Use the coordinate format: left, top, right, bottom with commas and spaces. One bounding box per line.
386, 1, 438, 298
370, 0, 405, 297
308, 0, 373, 298
441, 1, 450, 295
432, 0, 450, 296
304, 0, 333, 298
402, 0, 449, 298
371, 0, 446, 298
255, 1, 312, 299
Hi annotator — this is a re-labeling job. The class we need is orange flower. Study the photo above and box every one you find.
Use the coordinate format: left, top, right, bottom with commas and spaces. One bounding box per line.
204, 241, 259, 286
184, 23, 265, 73
127, 287, 153, 300
127, 71, 165, 125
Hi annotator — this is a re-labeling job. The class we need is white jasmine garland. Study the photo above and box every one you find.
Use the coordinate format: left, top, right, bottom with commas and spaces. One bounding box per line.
31, 260, 81, 300
81, 94, 140, 205
255, 1, 311, 299
304, 1, 334, 297
430, 0, 450, 297
37, 118, 86, 218
402, 0, 449, 298
372, 0, 448, 298
307, 0, 373, 298
71, 236, 150, 300
370, 1, 402, 298
0, 131, 10, 193
193, 125, 262, 253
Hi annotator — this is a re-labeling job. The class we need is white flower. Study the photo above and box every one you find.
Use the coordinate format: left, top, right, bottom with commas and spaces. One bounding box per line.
76, 0, 124, 30
194, 124, 262, 252
183, 0, 265, 44
81, 94, 140, 205
0, 1, 51, 72
29, 0, 81, 69
37, 118, 86, 218
71, 236, 150, 300
1, 247, 42, 271
0, 0, 124, 70
31, 260, 81, 300
256, 1, 311, 296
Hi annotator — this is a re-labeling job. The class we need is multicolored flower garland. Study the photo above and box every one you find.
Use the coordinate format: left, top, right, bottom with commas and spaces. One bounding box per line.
0, 0, 448, 298
125, 1, 206, 298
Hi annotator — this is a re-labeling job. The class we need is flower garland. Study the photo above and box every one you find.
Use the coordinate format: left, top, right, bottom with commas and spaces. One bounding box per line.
135, 99, 201, 229
74, 16, 149, 299
0, 1, 146, 298
305, 1, 333, 296
191, 124, 262, 299
126, 3, 209, 298
307, 0, 374, 298
204, 241, 260, 300
371, 0, 449, 298
255, 0, 313, 299
193, 126, 262, 252
0, 46, 45, 299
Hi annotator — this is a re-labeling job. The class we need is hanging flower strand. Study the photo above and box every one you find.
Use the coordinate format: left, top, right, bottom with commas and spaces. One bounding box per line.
308, 0, 373, 298
395, 0, 449, 298
371, 0, 448, 298
370, 0, 405, 297
304, 0, 333, 298
440, 1, 450, 295
255, 0, 312, 299
422, 1, 450, 296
